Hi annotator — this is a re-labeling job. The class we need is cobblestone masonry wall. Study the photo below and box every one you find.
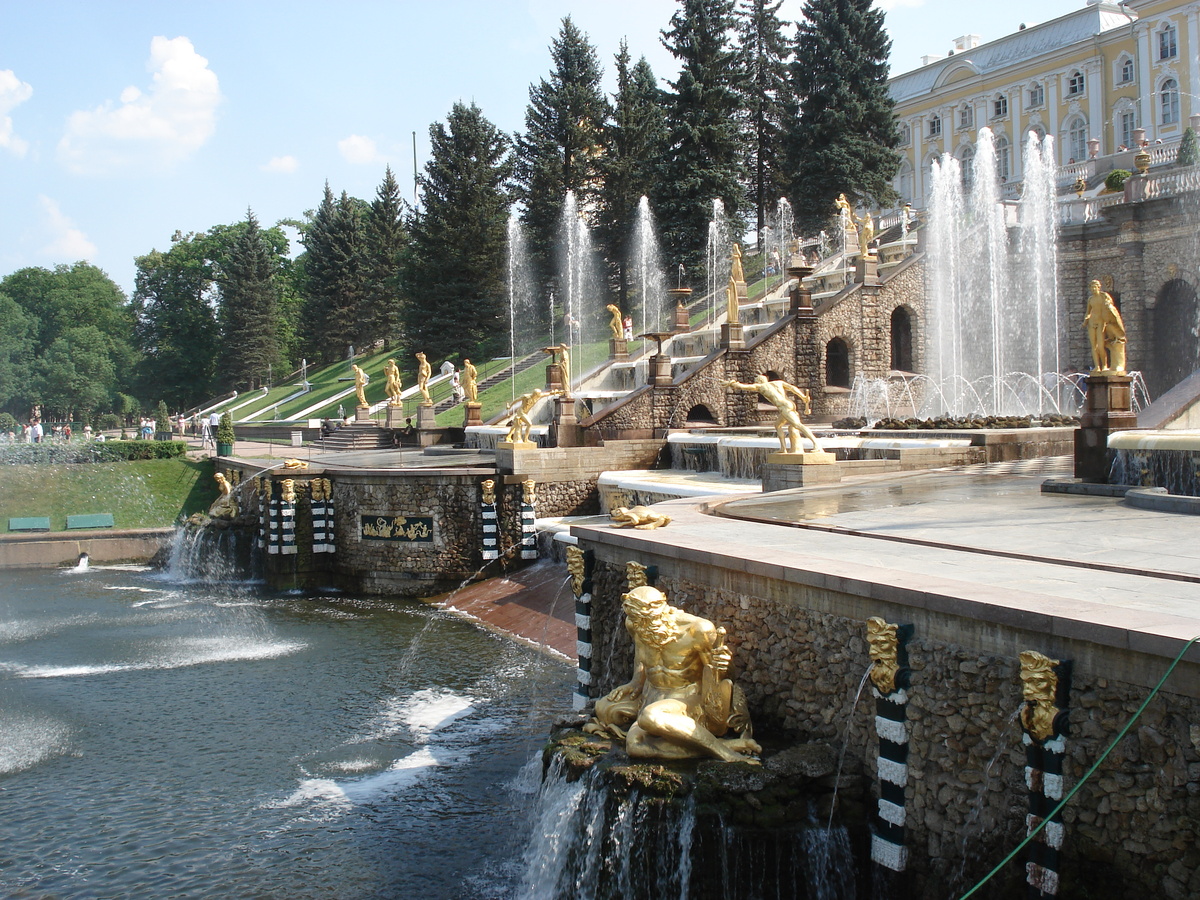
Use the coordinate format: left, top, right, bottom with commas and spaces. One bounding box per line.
498, 440, 665, 518
582, 553, 1200, 898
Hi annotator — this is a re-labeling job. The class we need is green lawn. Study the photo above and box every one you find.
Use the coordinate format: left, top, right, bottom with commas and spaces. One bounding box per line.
0, 458, 219, 532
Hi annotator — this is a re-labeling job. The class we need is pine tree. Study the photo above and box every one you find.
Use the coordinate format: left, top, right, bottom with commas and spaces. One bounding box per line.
735, 0, 791, 243
784, 0, 899, 234
403, 102, 513, 364
514, 17, 610, 293
596, 45, 668, 304
217, 210, 282, 392
654, 0, 747, 275
365, 166, 409, 347
302, 185, 369, 363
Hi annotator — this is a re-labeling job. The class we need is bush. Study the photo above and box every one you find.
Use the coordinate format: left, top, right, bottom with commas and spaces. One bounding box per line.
97, 413, 120, 431
90, 440, 188, 461
216, 412, 235, 446
1178, 128, 1199, 167
0, 412, 16, 433
155, 400, 170, 434
1105, 169, 1131, 192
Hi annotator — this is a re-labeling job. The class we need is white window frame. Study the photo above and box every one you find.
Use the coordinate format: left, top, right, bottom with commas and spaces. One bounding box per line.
1158, 24, 1178, 60
1067, 70, 1085, 97
1160, 78, 1180, 125
993, 94, 1008, 119
1028, 82, 1044, 109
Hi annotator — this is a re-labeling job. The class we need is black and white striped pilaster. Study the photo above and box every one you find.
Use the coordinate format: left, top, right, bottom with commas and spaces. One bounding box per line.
1025, 733, 1067, 899
311, 483, 327, 554
520, 498, 537, 560
871, 686, 910, 873
481, 497, 498, 561
569, 547, 595, 711
280, 498, 296, 555
324, 490, 335, 552
257, 480, 268, 550
268, 492, 281, 555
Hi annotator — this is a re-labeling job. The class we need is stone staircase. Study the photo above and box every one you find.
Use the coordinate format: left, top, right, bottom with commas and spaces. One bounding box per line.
314, 422, 392, 451
432, 350, 548, 415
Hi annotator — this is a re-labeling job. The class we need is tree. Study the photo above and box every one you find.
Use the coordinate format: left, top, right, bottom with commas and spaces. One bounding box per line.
364, 167, 409, 346
32, 325, 119, 420
216, 210, 283, 392
0, 292, 35, 414
654, 0, 747, 274
1177, 126, 1199, 167
596, 45, 668, 303
301, 184, 370, 364
784, 0, 899, 234
131, 232, 220, 409
735, 0, 791, 242
515, 17, 609, 289
403, 102, 513, 364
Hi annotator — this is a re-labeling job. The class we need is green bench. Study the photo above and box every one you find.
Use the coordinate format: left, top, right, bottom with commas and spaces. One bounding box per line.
66, 514, 115, 530
8, 517, 51, 532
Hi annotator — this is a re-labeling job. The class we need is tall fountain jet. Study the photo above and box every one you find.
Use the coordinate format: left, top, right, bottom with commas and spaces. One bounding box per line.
630, 196, 666, 341
706, 199, 730, 325
507, 213, 535, 402
558, 191, 602, 392
926, 127, 1064, 416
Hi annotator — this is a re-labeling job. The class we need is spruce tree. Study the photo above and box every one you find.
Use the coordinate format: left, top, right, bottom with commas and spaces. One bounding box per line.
217, 210, 282, 392
365, 166, 408, 346
514, 17, 609, 295
403, 102, 513, 364
596, 45, 668, 305
302, 185, 369, 363
654, 0, 747, 275
784, 0, 899, 234
735, 0, 791, 242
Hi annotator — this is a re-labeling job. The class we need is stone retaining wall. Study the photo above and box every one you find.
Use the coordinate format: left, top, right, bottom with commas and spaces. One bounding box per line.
0, 529, 172, 567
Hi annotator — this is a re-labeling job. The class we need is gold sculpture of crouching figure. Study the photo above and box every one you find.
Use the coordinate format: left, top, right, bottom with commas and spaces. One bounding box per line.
585, 585, 761, 764
609, 505, 671, 530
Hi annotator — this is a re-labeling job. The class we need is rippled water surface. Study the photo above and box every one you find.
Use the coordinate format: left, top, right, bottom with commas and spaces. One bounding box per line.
0, 564, 572, 899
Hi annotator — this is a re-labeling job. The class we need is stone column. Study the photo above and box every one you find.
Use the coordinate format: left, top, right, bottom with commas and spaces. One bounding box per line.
550, 395, 582, 448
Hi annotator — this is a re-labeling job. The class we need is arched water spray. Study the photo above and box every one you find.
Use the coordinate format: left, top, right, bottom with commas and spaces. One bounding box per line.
776, 197, 794, 283
1019, 132, 1061, 386
631, 197, 666, 342
507, 213, 533, 402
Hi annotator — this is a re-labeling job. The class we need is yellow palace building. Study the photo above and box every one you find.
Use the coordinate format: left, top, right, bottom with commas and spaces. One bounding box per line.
889, 0, 1199, 209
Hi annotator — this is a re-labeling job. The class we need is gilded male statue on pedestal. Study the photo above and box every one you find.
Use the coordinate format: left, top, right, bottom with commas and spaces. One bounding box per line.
383, 358, 402, 407
352, 364, 369, 409
1084, 279, 1127, 374
585, 585, 760, 764
723, 375, 824, 455
415, 352, 432, 406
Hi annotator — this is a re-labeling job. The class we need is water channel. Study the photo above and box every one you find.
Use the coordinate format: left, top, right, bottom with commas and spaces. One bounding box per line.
0, 563, 573, 899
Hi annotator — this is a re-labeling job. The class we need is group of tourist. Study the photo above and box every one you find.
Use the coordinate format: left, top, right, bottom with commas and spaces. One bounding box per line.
1, 421, 100, 443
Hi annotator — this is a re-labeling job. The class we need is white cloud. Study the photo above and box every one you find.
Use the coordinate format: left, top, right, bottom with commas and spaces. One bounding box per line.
338, 134, 381, 165
0, 69, 33, 157
57, 36, 221, 174
262, 154, 300, 174
38, 196, 98, 261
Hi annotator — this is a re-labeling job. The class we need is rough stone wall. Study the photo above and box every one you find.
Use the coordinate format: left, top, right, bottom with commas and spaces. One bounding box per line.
499, 440, 665, 518
582, 556, 1200, 899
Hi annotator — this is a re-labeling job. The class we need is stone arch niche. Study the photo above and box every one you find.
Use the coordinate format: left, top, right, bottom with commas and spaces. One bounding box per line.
891, 306, 914, 373
825, 337, 851, 388
1149, 278, 1199, 396
685, 403, 716, 424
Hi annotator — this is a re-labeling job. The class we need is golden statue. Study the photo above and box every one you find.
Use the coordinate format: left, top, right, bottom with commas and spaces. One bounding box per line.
866, 617, 901, 695
1084, 279, 1127, 374
352, 364, 369, 409
281, 479, 296, 504
584, 585, 760, 764
626, 560, 649, 589
567, 545, 586, 597
835, 193, 856, 230
605, 304, 624, 342
723, 375, 824, 455
462, 359, 478, 403
610, 505, 671, 530
208, 471, 239, 518
500, 388, 559, 444
854, 211, 874, 257
282, 458, 307, 469
480, 478, 496, 506
542, 343, 571, 396
1019, 650, 1062, 743
726, 277, 739, 325
522, 479, 536, 506
415, 352, 432, 406
730, 242, 745, 284
384, 358, 403, 407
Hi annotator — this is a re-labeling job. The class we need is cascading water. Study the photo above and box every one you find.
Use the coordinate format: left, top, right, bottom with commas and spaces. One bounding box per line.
560, 191, 603, 390
631, 196, 666, 345
508, 213, 537, 402
925, 127, 1066, 416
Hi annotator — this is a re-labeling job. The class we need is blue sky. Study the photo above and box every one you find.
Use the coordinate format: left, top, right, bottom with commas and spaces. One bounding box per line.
1, 0, 1084, 294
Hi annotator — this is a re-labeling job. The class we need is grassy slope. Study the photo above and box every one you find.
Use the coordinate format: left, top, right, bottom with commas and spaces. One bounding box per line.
0, 458, 218, 532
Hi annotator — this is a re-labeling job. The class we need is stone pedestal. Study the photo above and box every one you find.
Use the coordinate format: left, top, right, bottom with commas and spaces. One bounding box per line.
762, 456, 843, 493
355, 406, 371, 423
463, 402, 483, 428
416, 405, 437, 431
721, 322, 745, 350
551, 396, 583, 448
497, 440, 536, 450
855, 254, 879, 285
1075, 373, 1139, 483
768, 450, 837, 465
648, 354, 673, 386
610, 338, 628, 361
674, 303, 690, 332
788, 266, 814, 313
546, 363, 566, 393
385, 406, 406, 428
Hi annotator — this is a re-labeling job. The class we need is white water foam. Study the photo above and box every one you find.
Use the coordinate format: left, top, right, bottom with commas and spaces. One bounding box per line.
358, 688, 478, 743
0, 715, 72, 775
3, 637, 305, 678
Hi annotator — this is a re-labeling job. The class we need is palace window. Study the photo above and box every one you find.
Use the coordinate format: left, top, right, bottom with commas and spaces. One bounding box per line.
929, 115, 942, 137
1120, 57, 1134, 83
1119, 109, 1137, 148
1068, 70, 1085, 96
1028, 82, 1044, 108
898, 122, 911, 146
995, 135, 1011, 182
1158, 24, 1177, 60
1067, 117, 1088, 163
993, 94, 1008, 119
959, 145, 976, 191
958, 105, 974, 129
1161, 79, 1180, 125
